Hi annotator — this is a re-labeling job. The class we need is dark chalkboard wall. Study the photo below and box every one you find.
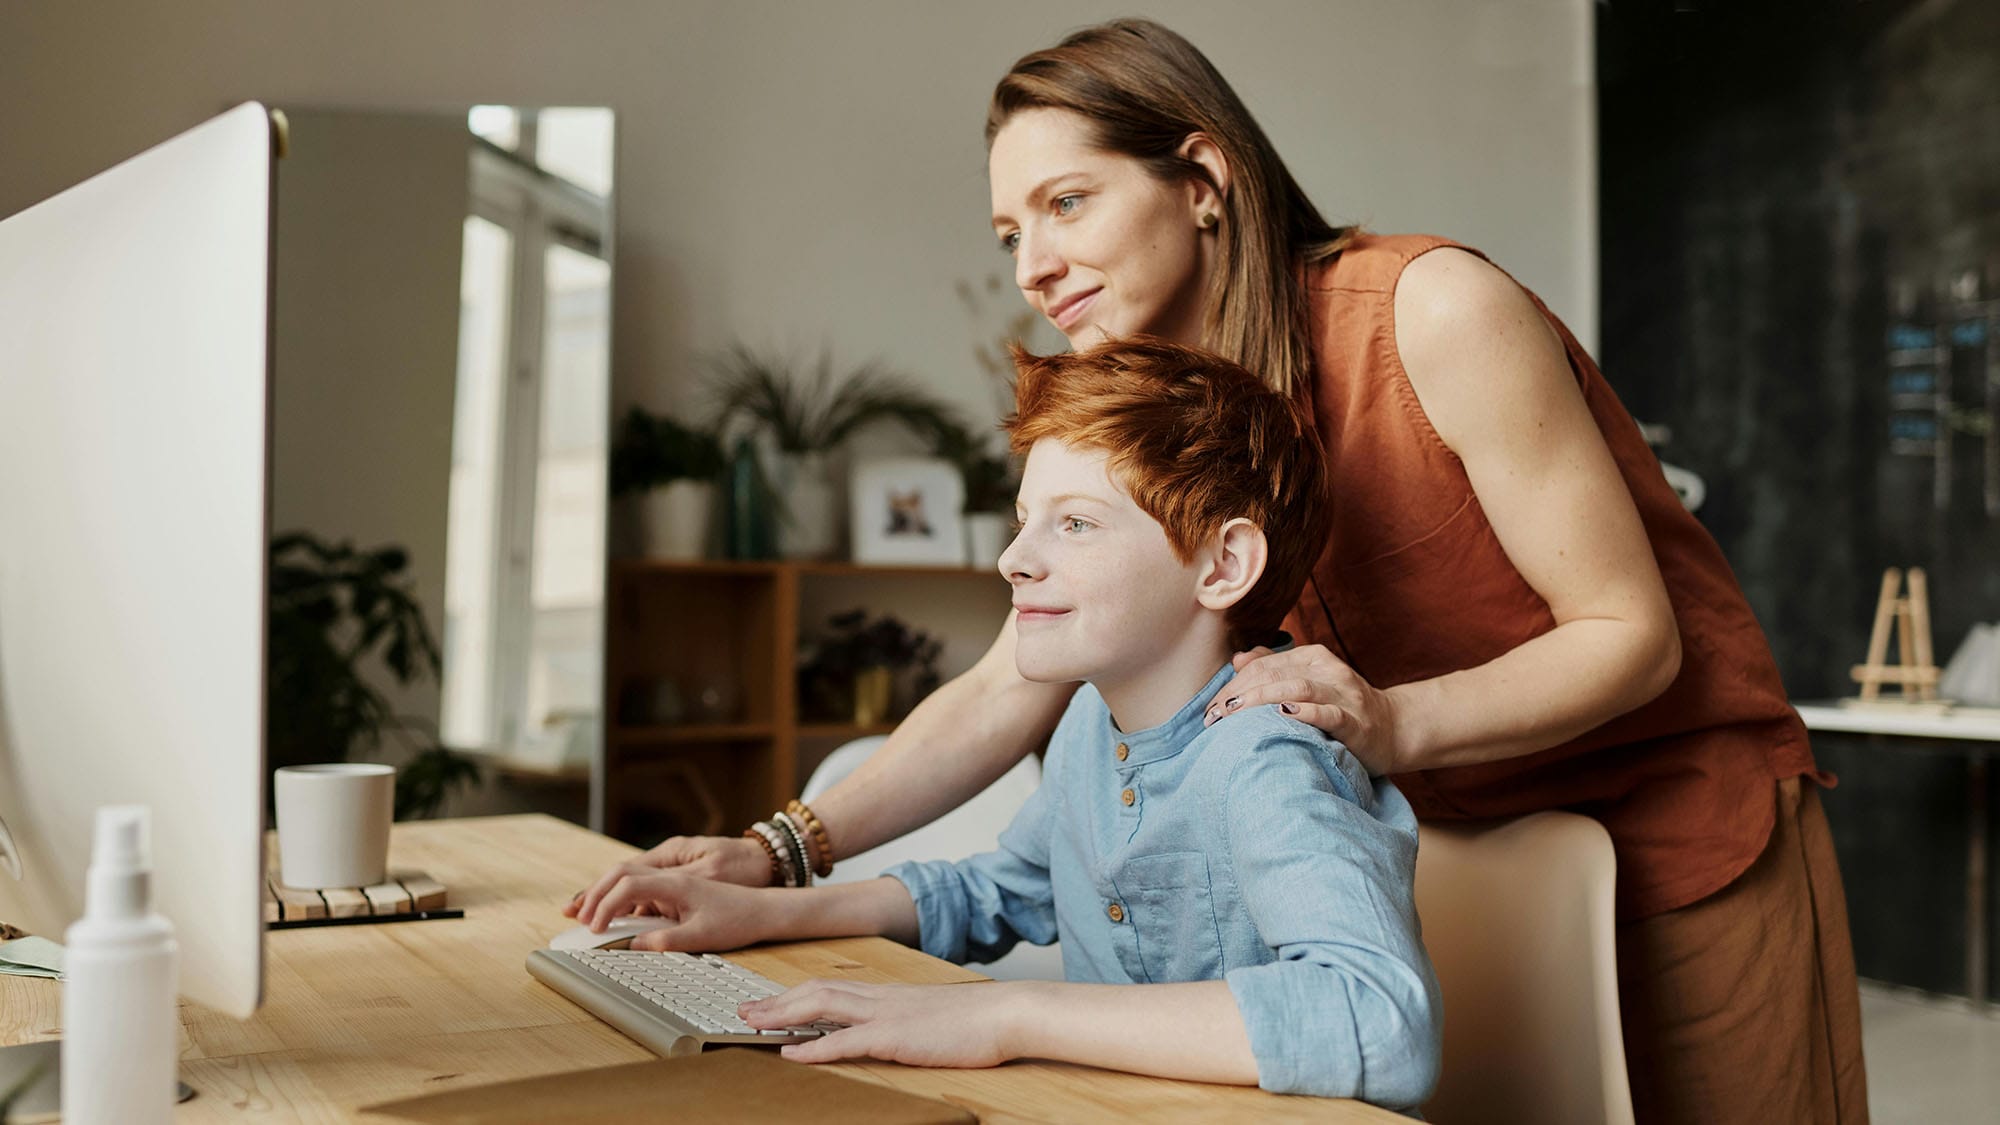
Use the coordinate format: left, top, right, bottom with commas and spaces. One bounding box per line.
1597, 0, 2000, 994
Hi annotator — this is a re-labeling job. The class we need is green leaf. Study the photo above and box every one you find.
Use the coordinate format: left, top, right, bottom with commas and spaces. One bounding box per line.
702, 344, 963, 456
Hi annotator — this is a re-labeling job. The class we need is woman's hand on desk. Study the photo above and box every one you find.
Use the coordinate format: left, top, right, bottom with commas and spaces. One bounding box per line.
563, 837, 773, 923
570, 869, 778, 952
584, 835, 775, 900
741, 979, 1022, 1068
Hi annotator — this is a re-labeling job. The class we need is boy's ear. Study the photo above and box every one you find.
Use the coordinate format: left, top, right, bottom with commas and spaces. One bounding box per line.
1195, 518, 1267, 613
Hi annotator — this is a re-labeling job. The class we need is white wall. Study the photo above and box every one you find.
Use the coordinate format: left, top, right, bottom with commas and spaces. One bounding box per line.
271, 109, 468, 736
1, 0, 1595, 810
0, 0, 1597, 431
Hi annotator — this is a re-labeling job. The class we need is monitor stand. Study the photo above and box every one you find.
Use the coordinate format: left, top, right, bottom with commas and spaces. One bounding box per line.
0, 1039, 196, 1122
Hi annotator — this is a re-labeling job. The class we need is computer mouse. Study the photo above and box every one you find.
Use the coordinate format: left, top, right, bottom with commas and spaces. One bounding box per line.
548, 914, 676, 951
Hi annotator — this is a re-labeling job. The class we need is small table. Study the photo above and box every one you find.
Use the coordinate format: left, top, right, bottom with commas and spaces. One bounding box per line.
1794, 702, 2000, 1005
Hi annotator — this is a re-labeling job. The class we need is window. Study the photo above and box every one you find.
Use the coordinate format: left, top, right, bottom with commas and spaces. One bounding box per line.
440, 109, 612, 757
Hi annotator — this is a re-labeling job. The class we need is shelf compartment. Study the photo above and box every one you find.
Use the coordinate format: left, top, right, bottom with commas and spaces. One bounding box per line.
612, 722, 777, 745
615, 558, 1001, 582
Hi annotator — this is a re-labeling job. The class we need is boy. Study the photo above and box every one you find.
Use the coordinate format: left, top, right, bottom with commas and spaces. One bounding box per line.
578, 340, 1441, 1108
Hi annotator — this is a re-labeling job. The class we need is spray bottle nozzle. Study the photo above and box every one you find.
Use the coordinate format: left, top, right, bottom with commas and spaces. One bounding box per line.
93, 806, 149, 870
85, 805, 153, 919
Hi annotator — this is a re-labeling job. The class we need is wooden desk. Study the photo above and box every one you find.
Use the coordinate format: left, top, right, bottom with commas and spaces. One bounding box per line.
1796, 702, 2000, 1006
0, 814, 1398, 1122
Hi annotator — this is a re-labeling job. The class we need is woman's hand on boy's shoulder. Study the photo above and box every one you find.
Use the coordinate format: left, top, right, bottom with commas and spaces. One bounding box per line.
1204, 645, 1405, 774
743, 979, 1034, 1068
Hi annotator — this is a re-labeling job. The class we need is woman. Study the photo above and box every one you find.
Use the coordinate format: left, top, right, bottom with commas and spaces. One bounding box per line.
574, 20, 1865, 1123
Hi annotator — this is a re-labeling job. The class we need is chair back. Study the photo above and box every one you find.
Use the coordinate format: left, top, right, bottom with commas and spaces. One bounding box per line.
1416, 811, 1634, 1125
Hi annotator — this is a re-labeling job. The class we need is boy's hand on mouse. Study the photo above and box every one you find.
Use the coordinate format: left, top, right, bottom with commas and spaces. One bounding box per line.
741, 979, 1024, 1068
1206, 644, 1405, 774
579, 870, 776, 952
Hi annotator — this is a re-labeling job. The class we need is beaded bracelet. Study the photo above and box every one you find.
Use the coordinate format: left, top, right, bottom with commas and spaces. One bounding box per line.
771, 813, 814, 888
786, 800, 835, 878
748, 820, 798, 887
773, 809, 819, 879
741, 826, 781, 885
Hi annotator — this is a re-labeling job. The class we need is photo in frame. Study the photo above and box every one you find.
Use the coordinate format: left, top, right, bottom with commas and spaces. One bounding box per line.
849, 457, 966, 566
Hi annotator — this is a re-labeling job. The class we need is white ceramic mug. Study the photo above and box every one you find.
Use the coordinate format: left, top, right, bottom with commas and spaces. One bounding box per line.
274, 763, 394, 889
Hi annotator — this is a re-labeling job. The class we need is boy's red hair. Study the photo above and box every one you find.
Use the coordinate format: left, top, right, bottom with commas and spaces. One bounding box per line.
1003, 339, 1330, 648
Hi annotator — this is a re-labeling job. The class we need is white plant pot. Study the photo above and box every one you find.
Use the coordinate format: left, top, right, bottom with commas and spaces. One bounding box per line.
773, 452, 840, 560
963, 511, 1009, 570
640, 480, 713, 560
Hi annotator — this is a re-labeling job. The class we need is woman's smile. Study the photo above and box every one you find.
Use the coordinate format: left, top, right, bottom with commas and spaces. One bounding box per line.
1047, 287, 1101, 332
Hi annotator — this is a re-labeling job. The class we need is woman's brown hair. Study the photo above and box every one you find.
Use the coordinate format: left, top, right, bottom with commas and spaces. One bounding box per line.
988, 19, 1356, 397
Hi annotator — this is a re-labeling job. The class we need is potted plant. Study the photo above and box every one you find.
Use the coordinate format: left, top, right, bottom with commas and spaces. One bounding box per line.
610, 407, 726, 560
267, 532, 481, 820
705, 345, 963, 559
797, 609, 943, 726
929, 419, 1019, 568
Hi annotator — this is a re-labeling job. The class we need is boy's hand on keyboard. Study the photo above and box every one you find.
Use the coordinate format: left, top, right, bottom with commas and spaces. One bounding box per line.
741, 980, 1019, 1069
575, 870, 776, 952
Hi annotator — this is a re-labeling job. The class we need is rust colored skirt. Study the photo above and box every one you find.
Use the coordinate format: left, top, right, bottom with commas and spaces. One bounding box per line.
1615, 776, 1869, 1124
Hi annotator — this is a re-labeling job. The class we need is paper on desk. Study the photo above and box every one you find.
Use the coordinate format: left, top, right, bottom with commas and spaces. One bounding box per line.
0, 936, 63, 980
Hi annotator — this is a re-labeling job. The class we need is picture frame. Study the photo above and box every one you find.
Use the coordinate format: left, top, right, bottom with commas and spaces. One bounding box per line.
849, 457, 966, 566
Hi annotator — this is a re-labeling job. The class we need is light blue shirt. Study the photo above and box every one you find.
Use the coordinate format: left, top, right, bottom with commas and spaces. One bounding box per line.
886, 661, 1443, 1109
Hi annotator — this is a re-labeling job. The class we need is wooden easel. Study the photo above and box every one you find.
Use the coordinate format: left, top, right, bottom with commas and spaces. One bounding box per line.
1852, 566, 1941, 702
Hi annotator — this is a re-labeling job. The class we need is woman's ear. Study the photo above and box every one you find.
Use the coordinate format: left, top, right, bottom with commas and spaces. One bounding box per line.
1195, 518, 1267, 613
1177, 132, 1231, 224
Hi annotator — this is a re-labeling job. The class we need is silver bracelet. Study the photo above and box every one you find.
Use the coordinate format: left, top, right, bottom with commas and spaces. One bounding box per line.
757, 817, 803, 888
773, 810, 813, 877
750, 820, 798, 888
772, 812, 813, 888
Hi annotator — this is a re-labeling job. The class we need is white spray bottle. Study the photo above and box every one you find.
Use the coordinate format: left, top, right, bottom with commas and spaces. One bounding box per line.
61, 805, 178, 1124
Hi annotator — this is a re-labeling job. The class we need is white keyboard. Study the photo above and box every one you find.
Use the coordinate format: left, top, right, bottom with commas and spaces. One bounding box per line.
525, 947, 843, 1057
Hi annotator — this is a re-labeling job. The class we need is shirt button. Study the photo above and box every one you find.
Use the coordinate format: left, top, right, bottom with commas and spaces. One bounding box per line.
1107, 903, 1125, 923
1120, 788, 1135, 807
1115, 742, 1129, 761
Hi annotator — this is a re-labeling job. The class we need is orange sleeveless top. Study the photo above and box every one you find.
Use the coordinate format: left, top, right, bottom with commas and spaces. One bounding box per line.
1282, 234, 1825, 920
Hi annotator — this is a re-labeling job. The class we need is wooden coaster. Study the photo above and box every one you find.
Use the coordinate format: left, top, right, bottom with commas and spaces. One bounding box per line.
264, 869, 451, 923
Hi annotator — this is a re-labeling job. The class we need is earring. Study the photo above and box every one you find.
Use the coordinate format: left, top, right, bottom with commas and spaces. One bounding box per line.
1199, 213, 1218, 229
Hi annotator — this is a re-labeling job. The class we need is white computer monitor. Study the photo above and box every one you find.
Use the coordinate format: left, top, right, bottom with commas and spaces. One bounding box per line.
0, 102, 275, 1020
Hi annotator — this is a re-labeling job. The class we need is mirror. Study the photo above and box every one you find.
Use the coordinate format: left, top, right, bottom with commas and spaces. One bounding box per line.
269, 105, 615, 827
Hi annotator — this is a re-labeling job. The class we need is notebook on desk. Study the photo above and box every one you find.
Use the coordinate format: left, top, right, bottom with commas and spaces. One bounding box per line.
358, 1048, 974, 1124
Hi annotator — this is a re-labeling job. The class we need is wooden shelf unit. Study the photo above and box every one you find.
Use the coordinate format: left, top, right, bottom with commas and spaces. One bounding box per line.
602, 558, 1007, 844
